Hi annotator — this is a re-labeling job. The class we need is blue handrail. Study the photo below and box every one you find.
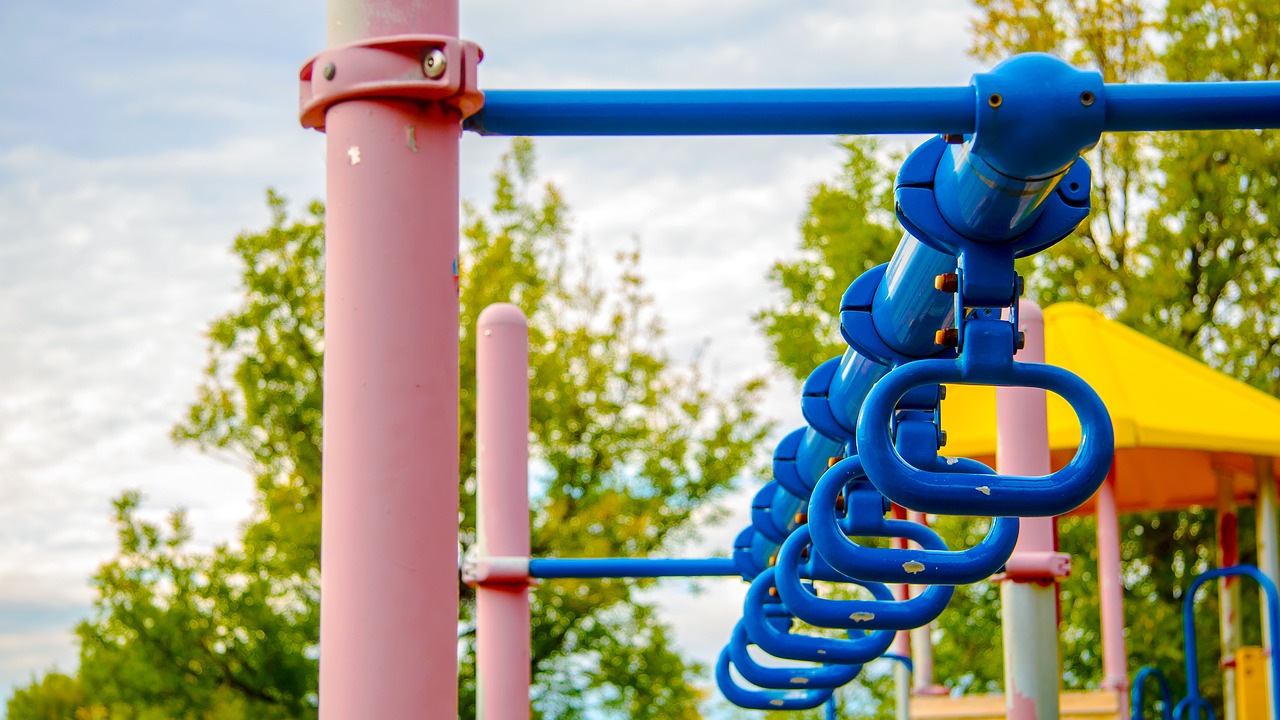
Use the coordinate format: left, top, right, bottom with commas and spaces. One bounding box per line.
1132, 665, 1174, 720
1175, 565, 1280, 720
466, 81, 1280, 137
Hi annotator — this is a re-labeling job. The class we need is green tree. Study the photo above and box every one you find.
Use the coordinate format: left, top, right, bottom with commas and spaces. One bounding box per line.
9, 139, 768, 719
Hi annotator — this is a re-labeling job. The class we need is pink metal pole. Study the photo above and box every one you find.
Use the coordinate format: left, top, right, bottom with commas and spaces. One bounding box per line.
1097, 465, 1129, 692
891, 505, 913, 720
475, 305, 531, 720
998, 300, 1069, 720
908, 510, 947, 696
315, 1, 463, 716
1218, 470, 1242, 720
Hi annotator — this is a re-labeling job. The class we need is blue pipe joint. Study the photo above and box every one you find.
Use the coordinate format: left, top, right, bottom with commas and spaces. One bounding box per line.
809, 456, 1018, 584
728, 623, 862, 690
803, 357, 858, 441
733, 526, 773, 581
773, 428, 812, 497
752, 481, 804, 544
775, 525, 955, 630
715, 647, 835, 710
969, 54, 1105, 182
857, 315, 1114, 517
896, 135, 1092, 307
742, 567, 896, 664
841, 263, 956, 366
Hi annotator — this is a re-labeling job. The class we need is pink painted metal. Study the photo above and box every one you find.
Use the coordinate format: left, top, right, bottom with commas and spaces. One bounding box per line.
998, 299, 1064, 720
311, 1, 469, 716
1097, 466, 1129, 692
475, 305, 532, 720
1218, 470, 1242, 720
908, 510, 948, 696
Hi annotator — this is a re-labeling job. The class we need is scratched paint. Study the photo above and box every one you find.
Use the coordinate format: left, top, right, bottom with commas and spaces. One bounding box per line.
903, 560, 925, 574
348, 146, 362, 165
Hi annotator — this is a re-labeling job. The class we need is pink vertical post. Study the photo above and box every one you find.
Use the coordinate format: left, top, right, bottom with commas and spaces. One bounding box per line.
891, 506, 913, 720
908, 510, 947, 697
998, 300, 1070, 720
311, 0, 465, 716
1217, 470, 1242, 720
1097, 466, 1129, 692
475, 305, 531, 720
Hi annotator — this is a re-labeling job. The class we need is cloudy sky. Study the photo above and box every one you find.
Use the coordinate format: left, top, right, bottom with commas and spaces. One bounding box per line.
0, 0, 985, 709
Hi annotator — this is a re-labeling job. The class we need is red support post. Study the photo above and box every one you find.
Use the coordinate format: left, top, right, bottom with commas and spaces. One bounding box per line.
301, 1, 480, 717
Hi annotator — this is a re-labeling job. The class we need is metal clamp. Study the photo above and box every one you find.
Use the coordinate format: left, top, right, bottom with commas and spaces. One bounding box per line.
300, 35, 484, 131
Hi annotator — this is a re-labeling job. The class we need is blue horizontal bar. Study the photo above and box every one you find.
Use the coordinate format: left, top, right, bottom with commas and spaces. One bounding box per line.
466, 82, 1280, 137
528, 557, 739, 579
466, 87, 976, 136
1105, 81, 1280, 131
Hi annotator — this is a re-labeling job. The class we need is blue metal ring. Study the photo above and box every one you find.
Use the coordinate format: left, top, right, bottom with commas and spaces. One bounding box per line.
856, 357, 1113, 517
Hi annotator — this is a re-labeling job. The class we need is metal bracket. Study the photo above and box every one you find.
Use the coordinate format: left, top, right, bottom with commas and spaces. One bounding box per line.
300, 35, 484, 131
460, 554, 529, 586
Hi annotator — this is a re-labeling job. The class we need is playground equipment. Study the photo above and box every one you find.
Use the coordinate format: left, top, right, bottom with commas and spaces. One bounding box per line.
297, 1, 1280, 716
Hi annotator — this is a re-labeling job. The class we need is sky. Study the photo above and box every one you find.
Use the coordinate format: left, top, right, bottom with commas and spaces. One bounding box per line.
0, 0, 986, 710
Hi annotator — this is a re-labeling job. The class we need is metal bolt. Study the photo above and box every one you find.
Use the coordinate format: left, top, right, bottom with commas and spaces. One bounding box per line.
769, 554, 778, 567
322, 63, 336, 81
422, 48, 447, 79
943, 133, 964, 144
938, 385, 947, 401
988, 93, 1003, 108
793, 512, 808, 525
935, 328, 959, 347
769, 587, 779, 598
827, 456, 841, 468
938, 429, 948, 447
1016, 331, 1026, 350
934, 272, 959, 293
834, 493, 846, 513
1080, 90, 1096, 107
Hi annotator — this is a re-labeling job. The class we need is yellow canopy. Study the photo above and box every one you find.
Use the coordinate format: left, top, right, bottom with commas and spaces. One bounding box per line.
938, 303, 1280, 515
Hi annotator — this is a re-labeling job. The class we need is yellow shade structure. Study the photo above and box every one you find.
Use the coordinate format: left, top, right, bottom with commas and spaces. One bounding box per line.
939, 302, 1280, 515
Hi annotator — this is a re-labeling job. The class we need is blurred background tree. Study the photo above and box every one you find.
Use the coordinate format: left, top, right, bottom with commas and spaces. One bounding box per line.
7, 139, 768, 720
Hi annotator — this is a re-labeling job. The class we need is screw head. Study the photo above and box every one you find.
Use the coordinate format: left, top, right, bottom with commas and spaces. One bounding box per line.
988, 93, 1003, 108
422, 48, 447, 79
322, 63, 336, 81
1080, 90, 1096, 107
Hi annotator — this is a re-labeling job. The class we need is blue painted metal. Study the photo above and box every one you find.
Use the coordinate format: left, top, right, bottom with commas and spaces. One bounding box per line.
466, 87, 977, 137
857, 313, 1114, 517
775, 525, 955, 630
1132, 666, 1174, 720
715, 646, 835, 710
742, 567, 896, 664
1175, 565, 1280, 720
466, 77, 1280, 138
808, 456, 1019, 583
528, 556, 739, 578
727, 622, 863, 689
752, 481, 803, 544
1106, 82, 1280, 132
867, 238, 959, 359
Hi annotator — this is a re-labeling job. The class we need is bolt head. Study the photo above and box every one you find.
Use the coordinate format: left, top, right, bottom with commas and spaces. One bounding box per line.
422, 48, 447, 79
322, 63, 336, 81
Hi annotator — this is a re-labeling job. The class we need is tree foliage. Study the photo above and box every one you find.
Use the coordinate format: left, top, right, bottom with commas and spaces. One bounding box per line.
9, 139, 769, 719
